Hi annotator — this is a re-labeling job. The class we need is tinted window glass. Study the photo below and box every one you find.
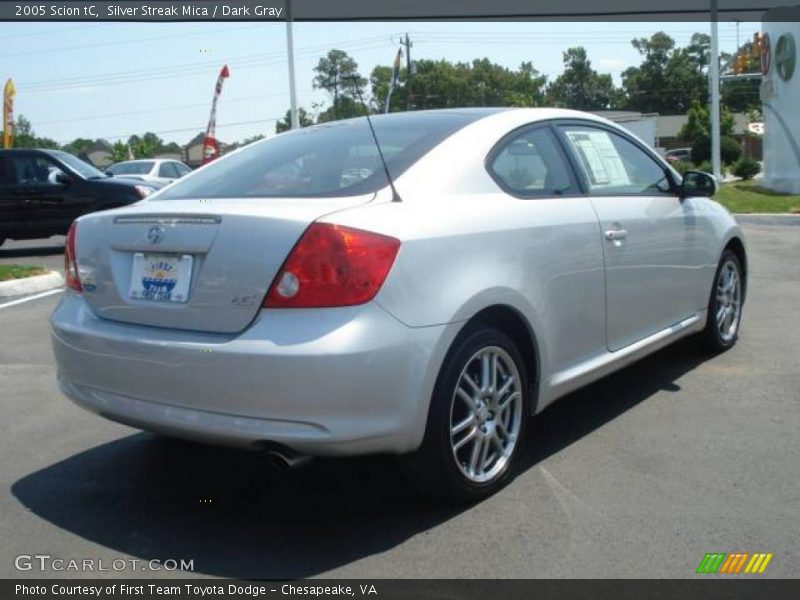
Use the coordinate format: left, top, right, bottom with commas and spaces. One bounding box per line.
109, 161, 155, 176
561, 125, 673, 196
48, 150, 106, 179
158, 163, 178, 178
490, 126, 578, 196
158, 113, 480, 200
11, 156, 62, 185
174, 163, 191, 176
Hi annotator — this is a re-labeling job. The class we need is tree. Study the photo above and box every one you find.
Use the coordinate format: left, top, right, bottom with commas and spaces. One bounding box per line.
720, 36, 762, 114
505, 61, 548, 107
546, 47, 618, 110
126, 132, 161, 158
370, 65, 406, 113
313, 50, 366, 120
9, 115, 59, 149
678, 100, 734, 143
275, 108, 313, 133
406, 58, 546, 109
316, 96, 363, 123
62, 138, 95, 156
621, 32, 706, 114
110, 141, 130, 163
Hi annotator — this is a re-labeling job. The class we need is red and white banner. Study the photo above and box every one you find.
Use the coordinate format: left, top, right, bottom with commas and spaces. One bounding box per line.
202, 64, 230, 165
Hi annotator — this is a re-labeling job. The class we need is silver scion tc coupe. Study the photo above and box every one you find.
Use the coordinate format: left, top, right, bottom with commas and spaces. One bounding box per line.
50, 108, 747, 500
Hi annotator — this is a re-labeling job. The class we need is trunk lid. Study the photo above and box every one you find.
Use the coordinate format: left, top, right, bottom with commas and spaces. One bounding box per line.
74, 195, 372, 333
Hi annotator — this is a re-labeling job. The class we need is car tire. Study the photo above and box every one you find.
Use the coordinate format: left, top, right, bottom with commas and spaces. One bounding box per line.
700, 250, 744, 353
400, 326, 530, 501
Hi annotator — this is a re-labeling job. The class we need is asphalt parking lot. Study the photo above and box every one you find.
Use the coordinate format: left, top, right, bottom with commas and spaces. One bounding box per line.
0, 222, 798, 579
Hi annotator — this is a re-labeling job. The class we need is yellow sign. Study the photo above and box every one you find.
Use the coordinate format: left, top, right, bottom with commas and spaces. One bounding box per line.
3, 78, 15, 149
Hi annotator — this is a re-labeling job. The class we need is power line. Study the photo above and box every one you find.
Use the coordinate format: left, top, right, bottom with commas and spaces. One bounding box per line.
0, 23, 267, 59
16, 36, 398, 93
38, 89, 315, 126
62, 117, 282, 145
0, 24, 98, 39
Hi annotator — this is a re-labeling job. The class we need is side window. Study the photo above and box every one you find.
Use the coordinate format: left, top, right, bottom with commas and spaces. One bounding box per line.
175, 163, 191, 176
560, 125, 674, 196
11, 156, 62, 185
159, 163, 178, 178
489, 126, 578, 197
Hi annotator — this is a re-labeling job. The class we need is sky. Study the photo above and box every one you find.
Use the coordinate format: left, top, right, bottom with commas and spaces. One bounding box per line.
0, 20, 759, 147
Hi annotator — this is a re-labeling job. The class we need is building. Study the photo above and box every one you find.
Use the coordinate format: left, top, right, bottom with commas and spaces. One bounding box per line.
656, 113, 758, 156
761, 8, 800, 193
596, 111, 761, 160
593, 111, 658, 149
80, 140, 113, 168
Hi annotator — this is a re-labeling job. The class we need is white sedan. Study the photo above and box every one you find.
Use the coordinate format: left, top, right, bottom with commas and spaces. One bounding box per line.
107, 158, 192, 186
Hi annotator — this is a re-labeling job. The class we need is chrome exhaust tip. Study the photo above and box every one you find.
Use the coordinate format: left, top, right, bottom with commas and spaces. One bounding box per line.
263, 448, 313, 470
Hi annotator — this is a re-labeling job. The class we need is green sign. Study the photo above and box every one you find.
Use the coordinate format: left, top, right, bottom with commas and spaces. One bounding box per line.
775, 33, 796, 81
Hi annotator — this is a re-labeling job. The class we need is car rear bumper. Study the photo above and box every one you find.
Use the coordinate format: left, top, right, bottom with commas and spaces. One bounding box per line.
50, 293, 455, 456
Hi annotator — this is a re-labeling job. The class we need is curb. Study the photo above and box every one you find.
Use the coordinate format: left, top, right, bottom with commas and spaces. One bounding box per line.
735, 214, 800, 226
0, 271, 65, 298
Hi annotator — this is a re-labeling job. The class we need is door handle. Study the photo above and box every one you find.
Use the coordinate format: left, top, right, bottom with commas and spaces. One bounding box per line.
604, 229, 628, 241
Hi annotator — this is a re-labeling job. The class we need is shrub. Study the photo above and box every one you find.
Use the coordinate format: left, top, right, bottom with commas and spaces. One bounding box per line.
691, 136, 742, 165
671, 160, 693, 175
731, 157, 761, 180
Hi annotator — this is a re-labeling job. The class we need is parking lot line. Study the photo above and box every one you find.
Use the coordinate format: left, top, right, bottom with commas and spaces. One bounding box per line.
0, 288, 63, 310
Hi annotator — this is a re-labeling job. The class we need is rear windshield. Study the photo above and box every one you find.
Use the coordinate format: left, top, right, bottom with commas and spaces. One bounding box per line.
109, 161, 154, 175
157, 112, 480, 199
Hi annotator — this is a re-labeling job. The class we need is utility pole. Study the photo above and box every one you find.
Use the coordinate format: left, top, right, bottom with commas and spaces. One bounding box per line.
734, 18, 741, 54
285, 0, 299, 129
401, 33, 412, 111
710, 0, 722, 181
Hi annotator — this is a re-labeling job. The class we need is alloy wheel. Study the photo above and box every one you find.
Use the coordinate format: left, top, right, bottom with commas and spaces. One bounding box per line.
715, 260, 742, 342
449, 346, 523, 483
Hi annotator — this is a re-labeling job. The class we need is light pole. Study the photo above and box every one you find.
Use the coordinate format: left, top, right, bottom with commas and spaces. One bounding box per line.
710, 0, 722, 181
285, 0, 299, 129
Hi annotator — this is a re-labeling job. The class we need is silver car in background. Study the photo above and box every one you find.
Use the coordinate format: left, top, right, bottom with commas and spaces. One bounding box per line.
107, 158, 192, 186
50, 108, 747, 500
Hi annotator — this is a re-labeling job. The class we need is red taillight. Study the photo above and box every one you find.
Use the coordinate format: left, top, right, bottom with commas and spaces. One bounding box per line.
265, 223, 400, 308
64, 221, 81, 292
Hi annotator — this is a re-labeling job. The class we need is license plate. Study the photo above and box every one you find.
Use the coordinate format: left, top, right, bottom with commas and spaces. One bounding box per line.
129, 253, 193, 303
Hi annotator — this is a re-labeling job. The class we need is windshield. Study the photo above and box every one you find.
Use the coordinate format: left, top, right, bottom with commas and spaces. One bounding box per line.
109, 161, 155, 175
49, 150, 107, 179
157, 112, 482, 200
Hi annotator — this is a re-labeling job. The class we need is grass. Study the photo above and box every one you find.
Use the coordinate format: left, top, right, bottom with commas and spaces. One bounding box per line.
714, 182, 800, 214
0, 265, 47, 282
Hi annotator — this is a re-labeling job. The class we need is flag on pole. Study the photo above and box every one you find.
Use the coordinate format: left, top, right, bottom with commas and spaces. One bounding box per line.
3, 79, 16, 149
202, 64, 230, 165
384, 48, 403, 114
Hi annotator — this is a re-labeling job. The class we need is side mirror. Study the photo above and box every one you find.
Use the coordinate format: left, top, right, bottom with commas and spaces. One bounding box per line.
54, 171, 72, 186
105, 170, 114, 177
680, 170, 718, 198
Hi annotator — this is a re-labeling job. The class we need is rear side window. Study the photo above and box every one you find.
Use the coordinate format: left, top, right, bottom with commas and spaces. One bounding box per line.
159, 162, 179, 178
158, 113, 479, 200
110, 161, 154, 176
560, 125, 674, 196
489, 126, 578, 197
